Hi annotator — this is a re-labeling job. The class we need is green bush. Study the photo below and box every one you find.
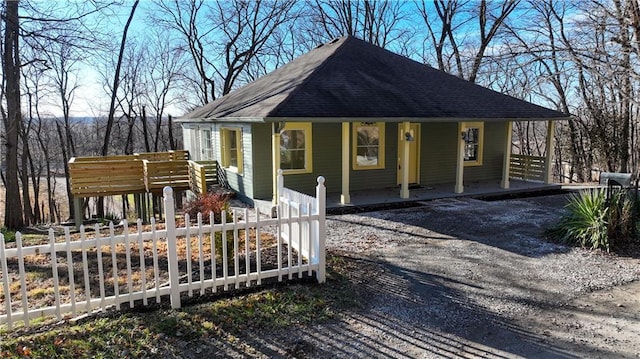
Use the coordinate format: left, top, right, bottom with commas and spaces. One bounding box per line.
0, 227, 16, 243
553, 188, 639, 252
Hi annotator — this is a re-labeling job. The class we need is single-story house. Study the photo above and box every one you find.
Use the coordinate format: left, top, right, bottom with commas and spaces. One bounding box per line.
179, 35, 569, 210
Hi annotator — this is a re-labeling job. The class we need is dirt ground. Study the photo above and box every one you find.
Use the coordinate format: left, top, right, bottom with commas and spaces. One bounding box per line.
243, 193, 640, 358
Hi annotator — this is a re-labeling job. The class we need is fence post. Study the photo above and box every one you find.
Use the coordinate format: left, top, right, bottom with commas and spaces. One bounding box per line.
315, 176, 326, 283
277, 169, 284, 205
163, 186, 181, 309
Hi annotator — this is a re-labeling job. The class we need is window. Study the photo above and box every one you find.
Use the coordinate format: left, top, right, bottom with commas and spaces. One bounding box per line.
200, 129, 213, 160
461, 122, 484, 166
353, 122, 385, 170
280, 122, 312, 174
221, 127, 243, 173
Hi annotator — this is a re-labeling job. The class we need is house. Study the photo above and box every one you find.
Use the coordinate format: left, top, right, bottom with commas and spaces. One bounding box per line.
179, 36, 569, 211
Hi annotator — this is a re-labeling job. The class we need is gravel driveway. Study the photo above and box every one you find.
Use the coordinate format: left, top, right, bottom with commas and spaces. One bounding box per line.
262, 194, 640, 358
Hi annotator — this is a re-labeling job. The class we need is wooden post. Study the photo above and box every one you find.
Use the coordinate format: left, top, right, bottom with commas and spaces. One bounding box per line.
341, 122, 351, 204
163, 187, 181, 309
400, 121, 411, 199
73, 197, 83, 230
455, 122, 465, 194
501, 121, 513, 189
545, 120, 556, 184
315, 176, 326, 283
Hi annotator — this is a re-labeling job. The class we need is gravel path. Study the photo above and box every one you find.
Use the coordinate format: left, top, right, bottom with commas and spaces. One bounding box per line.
265, 194, 640, 358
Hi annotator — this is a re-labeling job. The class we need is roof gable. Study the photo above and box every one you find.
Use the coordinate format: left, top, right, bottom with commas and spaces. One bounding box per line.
182, 36, 567, 121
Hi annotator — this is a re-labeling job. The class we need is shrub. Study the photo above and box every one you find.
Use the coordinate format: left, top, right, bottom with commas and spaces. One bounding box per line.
183, 192, 232, 224
0, 227, 16, 243
553, 188, 639, 252
183, 191, 235, 261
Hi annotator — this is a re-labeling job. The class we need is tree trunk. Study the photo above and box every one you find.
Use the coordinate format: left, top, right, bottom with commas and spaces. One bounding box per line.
3, 0, 24, 229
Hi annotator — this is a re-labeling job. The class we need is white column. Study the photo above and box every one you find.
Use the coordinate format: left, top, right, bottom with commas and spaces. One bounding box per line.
455, 122, 465, 194
545, 120, 556, 184
341, 122, 351, 204
501, 121, 513, 189
400, 121, 411, 199
272, 124, 281, 204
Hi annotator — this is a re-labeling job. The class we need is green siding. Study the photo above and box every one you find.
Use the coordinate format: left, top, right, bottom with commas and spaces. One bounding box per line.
184, 120, 509, 201
251, 123, 275, 200
279, 123, 342, 196
421, 122, 458, 184
465, 121, 506, 182
350, 123, 397, 191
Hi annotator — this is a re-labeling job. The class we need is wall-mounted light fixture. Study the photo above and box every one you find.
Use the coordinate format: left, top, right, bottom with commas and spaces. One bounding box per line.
405, 130, 414, 142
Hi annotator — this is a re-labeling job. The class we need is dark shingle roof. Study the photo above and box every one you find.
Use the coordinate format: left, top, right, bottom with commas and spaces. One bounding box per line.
182, 36, 568, 122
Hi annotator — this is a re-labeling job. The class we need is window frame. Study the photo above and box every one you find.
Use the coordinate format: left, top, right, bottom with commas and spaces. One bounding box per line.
279, 122, 313, 175
352, 122, 385, 170
220, 127, 243, 174
461, 122, 484, 167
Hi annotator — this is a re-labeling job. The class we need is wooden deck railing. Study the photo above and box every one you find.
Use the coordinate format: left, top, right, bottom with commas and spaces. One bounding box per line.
509, 154, 546, 182
188, 160, 219, 195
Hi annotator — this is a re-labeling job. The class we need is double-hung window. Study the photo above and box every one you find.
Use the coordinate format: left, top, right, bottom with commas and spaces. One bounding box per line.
221, 127, 243, 174
461, 122, 484, 166
280, 122, 312, 174
353, 122, 385, 170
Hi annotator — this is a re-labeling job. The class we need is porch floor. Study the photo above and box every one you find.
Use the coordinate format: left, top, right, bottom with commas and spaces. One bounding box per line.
326, 179, 563, 212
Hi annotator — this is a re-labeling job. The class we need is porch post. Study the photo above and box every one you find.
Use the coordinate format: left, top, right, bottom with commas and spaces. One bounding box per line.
400, 121, 411, 199
545, 120, 556, 184
341, 122, 351, 204
455, 122, 465, 193
272, 123, 281, 204
501, 121, 513, 189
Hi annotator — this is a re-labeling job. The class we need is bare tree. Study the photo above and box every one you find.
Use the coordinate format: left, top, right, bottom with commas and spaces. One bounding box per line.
3, 0, 25, 229
417, 0, 519, 83
304, 0, 412, 49
154, 0, 296, 104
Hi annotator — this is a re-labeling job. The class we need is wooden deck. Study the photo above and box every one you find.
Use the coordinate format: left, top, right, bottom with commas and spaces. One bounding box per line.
69, 151, 220, 198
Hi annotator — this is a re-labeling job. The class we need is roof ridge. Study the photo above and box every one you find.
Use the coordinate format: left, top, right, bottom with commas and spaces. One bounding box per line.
268, 36, 353, 118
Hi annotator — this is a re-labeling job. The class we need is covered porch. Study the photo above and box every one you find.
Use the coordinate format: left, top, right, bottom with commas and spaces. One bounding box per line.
326, 178, 562, 212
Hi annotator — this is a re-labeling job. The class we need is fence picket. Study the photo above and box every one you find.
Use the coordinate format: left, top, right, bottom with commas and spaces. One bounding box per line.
185, 213, 193, 297
95, 223, 106, 311
1, 234, 13, 329
209, 212, 217, 293
109, 222, 120, 310
16, 233, 28, 326
255, 211, 262, 286
287, 203, 293, 280
81, 225, 91, 312
150, 218, 160, 304
1, 179, 326, 328
197, 213, 205, 296
136, 219, 148, 306
64, 227, 77, 317
244, 208, 250, 287
222, 212, 229, 291
233, 210, 240, 289
50, 229, 62, 320
123, 221, 134, 308
276, 205, 283, 282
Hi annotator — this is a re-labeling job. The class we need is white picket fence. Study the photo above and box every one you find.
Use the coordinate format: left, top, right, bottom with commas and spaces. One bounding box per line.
0, 177, 326, 329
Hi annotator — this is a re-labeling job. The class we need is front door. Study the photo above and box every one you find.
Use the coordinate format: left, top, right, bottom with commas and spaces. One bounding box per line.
397, 123, 420, 185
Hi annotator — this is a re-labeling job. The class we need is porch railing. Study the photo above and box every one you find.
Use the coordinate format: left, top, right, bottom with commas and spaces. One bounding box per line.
510, 154, 546, 182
